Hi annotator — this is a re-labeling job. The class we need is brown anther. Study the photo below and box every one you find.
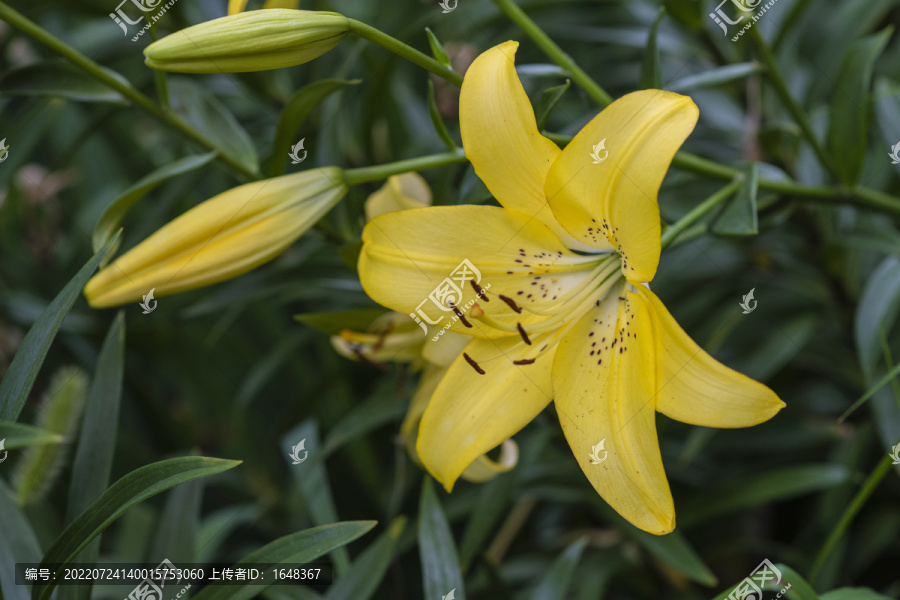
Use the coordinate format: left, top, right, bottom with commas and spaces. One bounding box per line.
499, 294, 523, 313
513, 358, 536, 365
463, 352, 485, 375
517, 322, 532, 345
470, 280, 489, 300
448, 302, 472, 328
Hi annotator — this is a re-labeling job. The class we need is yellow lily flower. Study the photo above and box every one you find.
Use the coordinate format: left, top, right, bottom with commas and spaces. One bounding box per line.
228, 0, 299, 15
85, 168, 347, 307
358, 42, 784, 534
144, 9, 349, 73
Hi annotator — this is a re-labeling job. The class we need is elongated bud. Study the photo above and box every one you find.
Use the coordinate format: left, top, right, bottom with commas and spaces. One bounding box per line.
84, 168, 347, 307
144, 10, 350, 73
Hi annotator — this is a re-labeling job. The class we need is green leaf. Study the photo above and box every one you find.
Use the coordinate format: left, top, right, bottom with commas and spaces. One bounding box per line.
324, 518, 405, 600
640, 8, 665, 90
419, 479, 465, 600
681, 465, 849, 527
196, 505, 263, 563
285, 422, 351, 575
33, 456, 241, 600
0, 232, 119, 423
191, 521, 377, 600
712, 163, 759, 235
170, 78, 259, 175
855, 256, 900, 378
838, 359, 900, 422
92, 153, 215, 253
459, 472, 514, 568
0, 422, 63, 449
535, 80, 571, 132
773, 564, 820, 600
294, 309, 389, 336
668, 63, 762, 92
0, 478, 42, 600
428, 79, 458, 150
319, 389, 406, 460
528, 536, 588, 600
66, 311, 125, 520
826, 27, 892, 185
149, 479, 203, 563
59, 313, 124, 600
425, 28, 452, 67
0, 59, 127, 103
709, 563, 817, 600
14, 367, 88, 505
627, 528, 716, 586
266, 79, 361, 176
821, 589, 896, 600
662, 0, 702, 29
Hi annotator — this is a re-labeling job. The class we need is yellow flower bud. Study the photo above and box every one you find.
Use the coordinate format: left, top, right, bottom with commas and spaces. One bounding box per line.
84, 168, 347, 307
144, 10, 350, 73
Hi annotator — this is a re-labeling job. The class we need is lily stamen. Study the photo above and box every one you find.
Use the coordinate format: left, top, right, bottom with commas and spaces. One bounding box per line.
463, 352, 485, 375
516, 322, 532, 345
498, 294, 522, 313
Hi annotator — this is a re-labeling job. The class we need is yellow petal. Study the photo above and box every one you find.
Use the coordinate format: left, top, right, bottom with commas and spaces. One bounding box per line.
359, 205, 600, 338
364, 173, 432, 221
459, 42, 599, 251
637, 285, 785, 427
401, 362, 448, 462
421, 330, 470, 367
400, 360, 517, 483
553, 285, 675, 534
227, 0, 248, 15
144, 10, 349, 73
84, 168, 347, 307
460, 439, 518, 482
417, 335, 554, 490
545, 90, 698, 282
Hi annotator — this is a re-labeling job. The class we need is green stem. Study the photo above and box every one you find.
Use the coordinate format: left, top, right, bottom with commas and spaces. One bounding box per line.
749, 27, 835, 178
491, 0, 613, 106
347, 19, 464, 87
809, 453, 897, 583
0, 1, 258, 180
150, 26, 170, 112
661, 180, 740, 249
344, 148, 467, 185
